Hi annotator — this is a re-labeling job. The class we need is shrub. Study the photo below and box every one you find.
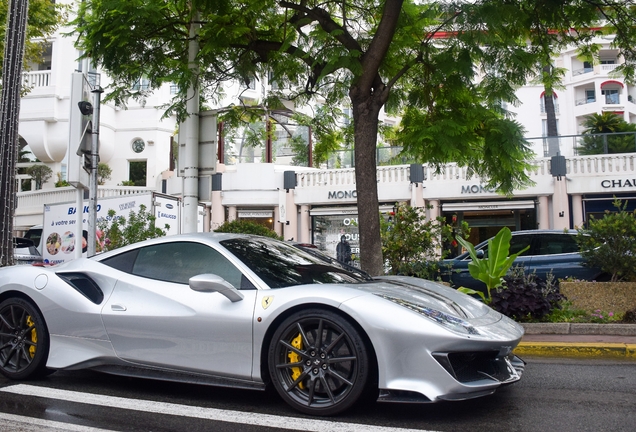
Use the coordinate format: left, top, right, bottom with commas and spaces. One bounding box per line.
380, 202, 469, 279
490, 267, 563, 322
575, 199, 636, 282
214, 219, 282, 240
97, 204, 168, 251
622, 308, 636, 323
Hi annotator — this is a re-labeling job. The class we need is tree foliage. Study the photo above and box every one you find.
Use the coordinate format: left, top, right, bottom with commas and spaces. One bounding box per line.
25, 164, 52, 189
72, 0, 636, 276
0, 0, 67, 85
575, 199, 636, 282
576, 113, 636, 155
97, 204, 169, 251
97, 162, 112, 185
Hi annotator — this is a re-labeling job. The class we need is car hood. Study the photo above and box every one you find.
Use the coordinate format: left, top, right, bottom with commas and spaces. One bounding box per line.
352, 275, 500, 325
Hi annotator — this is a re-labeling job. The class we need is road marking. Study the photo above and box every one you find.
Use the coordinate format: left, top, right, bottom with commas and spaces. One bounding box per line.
1, 384, 438, 432
0, 411, 114, 431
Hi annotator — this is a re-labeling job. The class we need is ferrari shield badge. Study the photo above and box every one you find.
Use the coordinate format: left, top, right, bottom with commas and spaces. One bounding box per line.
261, 296, 274, 310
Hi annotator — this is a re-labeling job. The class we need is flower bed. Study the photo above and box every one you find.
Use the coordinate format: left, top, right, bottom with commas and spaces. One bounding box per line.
560, 282, 636, 315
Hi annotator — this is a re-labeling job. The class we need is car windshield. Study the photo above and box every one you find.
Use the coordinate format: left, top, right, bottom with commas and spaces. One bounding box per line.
220, 237, 370, 288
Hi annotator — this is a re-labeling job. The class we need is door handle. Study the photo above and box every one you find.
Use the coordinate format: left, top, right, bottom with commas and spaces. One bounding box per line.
111, 304, 127, 311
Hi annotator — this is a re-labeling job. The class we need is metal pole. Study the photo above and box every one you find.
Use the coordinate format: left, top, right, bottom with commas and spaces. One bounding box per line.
183, 15, 200, 233
88, 85, 103, 256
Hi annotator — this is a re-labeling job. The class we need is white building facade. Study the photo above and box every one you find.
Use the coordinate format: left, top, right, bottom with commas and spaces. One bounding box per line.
14, 9, 636, 261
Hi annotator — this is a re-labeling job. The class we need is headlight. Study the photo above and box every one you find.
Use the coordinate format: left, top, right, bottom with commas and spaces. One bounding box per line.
377, 294, 480, 336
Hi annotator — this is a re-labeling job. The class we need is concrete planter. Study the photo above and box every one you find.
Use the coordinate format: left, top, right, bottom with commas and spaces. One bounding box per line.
560, 281, 636, 314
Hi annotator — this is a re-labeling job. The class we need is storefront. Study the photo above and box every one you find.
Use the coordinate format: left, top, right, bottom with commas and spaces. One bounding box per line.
309, 205, 397, 265
582, 193, 636, 221
441, 199, 538, 246
237, 209, 276, 230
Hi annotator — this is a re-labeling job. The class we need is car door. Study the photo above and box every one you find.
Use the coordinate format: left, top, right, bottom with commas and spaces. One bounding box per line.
100, 241, 258, 380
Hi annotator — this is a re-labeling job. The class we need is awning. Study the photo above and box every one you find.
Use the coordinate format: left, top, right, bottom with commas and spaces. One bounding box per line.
310, 205, 395, 216
600, 80, 624, 89
539, 91, 558, 98
442, 200, 536, 212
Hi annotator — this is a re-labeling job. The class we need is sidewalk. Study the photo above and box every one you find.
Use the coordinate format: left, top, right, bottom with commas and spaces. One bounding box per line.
513, 323, 636, 360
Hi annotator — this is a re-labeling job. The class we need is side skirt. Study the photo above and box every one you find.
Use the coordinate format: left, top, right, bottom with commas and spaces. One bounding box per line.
90, 364, 266, 391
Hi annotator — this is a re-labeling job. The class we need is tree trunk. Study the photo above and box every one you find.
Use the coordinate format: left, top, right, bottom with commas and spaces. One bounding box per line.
350, 90, 385, 276
542, 65, 559, 156
0, 0, 29, 266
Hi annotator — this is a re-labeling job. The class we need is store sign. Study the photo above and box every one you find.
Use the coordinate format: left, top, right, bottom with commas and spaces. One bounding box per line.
238, 211, 273, 218
601, 179, 636, 188
461, 184, 496, 194
328, 190, 357, 199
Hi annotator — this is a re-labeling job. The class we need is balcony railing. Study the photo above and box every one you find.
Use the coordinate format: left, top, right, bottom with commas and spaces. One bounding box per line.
527, 132, 636, 157
22, 70, 51, 88
601, 64, 620, 72
576, 97, 595, 106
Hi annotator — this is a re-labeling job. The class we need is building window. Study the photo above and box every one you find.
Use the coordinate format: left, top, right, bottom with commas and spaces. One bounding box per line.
542, 119, 559, 136
132, 78, 150, 91
129, 161, 147, 186
540, 94, 559, 114
132, 139, 145, 153
602, 89, 620, 104
342, 108, 352, 126
586, 89, 596, 103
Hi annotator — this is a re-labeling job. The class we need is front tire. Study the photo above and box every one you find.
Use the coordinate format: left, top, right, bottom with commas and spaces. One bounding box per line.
0, 297, 50, 380
268, 309, 369, 416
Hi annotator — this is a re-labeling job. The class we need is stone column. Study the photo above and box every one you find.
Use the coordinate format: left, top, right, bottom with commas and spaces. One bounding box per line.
210, 191, 224, 231
571, 194, 584, 229
283, 191, 298, 241
299, 205, 311, 243
538, 195, 550, 229
552, 180, 570, 230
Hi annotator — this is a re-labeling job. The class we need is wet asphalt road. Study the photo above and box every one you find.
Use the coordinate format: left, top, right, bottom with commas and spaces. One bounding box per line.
0, 356, 634, 432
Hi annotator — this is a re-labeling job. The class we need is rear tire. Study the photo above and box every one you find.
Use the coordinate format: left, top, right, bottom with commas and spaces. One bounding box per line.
268, 309, 369, 416
0, 297, 50, 380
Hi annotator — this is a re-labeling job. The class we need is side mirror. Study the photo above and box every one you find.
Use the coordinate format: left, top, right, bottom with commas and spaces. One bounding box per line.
189, 273, 244, 302
475, 250, 485, 259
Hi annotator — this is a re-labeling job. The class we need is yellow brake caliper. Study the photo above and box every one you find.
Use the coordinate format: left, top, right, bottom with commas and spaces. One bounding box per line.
26, 316, 37, 358
288, 334, 304, 389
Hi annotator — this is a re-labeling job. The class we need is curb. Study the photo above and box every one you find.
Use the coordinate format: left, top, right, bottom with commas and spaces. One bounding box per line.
514, 323, 636, 360
521, 323, 636, 336
514, 342, 636, 359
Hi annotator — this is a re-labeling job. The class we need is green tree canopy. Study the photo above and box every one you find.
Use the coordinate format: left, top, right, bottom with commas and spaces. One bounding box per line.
72, 0, 636, 275
577, 112, 636, 155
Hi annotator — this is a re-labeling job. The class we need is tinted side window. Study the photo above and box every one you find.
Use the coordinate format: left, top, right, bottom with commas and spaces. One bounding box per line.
509, 235, 532, 256
536, 234, 579, 255
101, 249, 139, 274
131, 242, 249, 288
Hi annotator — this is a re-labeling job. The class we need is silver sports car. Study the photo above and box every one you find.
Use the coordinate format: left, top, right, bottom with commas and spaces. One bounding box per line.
0, 233, 524, 416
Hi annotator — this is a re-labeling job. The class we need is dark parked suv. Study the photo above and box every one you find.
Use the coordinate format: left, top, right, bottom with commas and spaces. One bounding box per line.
440, 230, 604, 291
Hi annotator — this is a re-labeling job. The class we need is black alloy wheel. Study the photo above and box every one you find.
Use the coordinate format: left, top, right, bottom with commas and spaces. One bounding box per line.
268, 309, 369, 416
0, 297, 50, 380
